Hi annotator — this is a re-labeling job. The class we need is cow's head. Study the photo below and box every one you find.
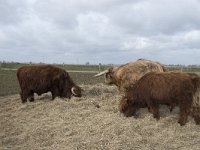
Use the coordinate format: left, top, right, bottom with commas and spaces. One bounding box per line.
71, 86, 82, 97
63, 85, 82, 99
119, 96, 138, 117
94, 67, 117, 85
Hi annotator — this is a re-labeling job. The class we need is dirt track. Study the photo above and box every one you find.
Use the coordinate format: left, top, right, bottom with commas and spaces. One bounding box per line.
1, 84, 200, 150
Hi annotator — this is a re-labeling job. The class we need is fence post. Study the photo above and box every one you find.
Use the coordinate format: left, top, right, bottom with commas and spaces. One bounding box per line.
98, 63, 101, 72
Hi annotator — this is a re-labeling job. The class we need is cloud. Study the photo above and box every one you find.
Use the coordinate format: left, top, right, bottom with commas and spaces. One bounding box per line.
0, 0, 200, 65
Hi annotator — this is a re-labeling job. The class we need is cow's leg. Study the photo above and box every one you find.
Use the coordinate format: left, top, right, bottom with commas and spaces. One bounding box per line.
51, 89, 58, 100
169, 105, 174, 112
178, 102, 190, 126
28, 91, 34, 102
166, 104, 174, 112
193, 115, 200, 125
21, 91, 28, 103
148, 101, 160, 120
52, 87, 61, 100
152, 106, 160, 120
178, 110, 189, 126
191, 107, 200, 125
51, 91, 55, 100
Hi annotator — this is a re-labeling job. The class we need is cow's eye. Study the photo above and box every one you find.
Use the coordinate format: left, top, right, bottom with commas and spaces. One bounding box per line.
108, 74, 112, 79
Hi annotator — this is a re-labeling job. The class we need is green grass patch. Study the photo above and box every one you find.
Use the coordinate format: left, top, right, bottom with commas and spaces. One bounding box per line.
0, 62, 200, 96
58, 64, 110, 71
0, 62, 111, 71
0, 70, 19, 96
166, 67, 200, 72
0, 70, 104, 96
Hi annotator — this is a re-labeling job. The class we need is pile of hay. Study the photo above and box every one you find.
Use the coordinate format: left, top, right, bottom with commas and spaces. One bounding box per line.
1, 84, 200, 149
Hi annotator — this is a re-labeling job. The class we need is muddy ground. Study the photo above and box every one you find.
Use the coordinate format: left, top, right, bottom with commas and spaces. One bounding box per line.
1, 84, 200, 150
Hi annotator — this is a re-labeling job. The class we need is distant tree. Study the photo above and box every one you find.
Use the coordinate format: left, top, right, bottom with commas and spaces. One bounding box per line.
85, 62, 90, 65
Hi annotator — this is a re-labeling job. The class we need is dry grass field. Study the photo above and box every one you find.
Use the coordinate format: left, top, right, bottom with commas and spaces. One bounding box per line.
1, 84, 200, 150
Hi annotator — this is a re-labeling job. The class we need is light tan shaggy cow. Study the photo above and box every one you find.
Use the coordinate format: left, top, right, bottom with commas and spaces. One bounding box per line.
95, 58, 165, 93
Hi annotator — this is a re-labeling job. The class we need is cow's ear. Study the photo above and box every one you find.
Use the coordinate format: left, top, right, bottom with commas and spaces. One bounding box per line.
108, 67, 114, 73
64, 72, 69, 78
106, 73, 111, 79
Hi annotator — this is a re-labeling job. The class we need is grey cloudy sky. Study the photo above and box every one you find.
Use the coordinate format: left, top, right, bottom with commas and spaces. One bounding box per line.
0, 0, 200, 65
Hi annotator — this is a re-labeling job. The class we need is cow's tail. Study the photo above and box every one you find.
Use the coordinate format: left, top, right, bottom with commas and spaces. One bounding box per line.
16, 69, 20, 80
191, 77, 200, 124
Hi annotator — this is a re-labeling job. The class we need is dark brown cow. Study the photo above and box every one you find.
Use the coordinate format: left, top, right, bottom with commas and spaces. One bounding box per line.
17, 64, 81, 103
95, 58, 165, 93
119, 71, 200, 126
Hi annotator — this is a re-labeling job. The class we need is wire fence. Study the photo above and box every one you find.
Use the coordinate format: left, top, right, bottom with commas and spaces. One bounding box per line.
1, 65, 200, 96
0, 69, 104, 97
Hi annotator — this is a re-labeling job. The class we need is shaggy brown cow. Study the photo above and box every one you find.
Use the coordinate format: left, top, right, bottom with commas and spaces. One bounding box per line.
17, 64, 81, 103
119, 71, 200, 126
95, 58, 165, 93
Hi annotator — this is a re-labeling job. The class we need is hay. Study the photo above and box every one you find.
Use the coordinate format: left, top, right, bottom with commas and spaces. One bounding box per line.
1, 84, 200, 150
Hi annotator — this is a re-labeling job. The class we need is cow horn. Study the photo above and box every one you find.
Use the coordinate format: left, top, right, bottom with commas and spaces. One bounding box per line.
71, 87, 77, 96
94, 70, 109, 77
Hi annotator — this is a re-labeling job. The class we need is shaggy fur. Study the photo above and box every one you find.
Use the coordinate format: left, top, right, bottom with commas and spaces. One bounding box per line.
104, 58, 165, 93
119, 71, 200, 126
17, 64, 81, 103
